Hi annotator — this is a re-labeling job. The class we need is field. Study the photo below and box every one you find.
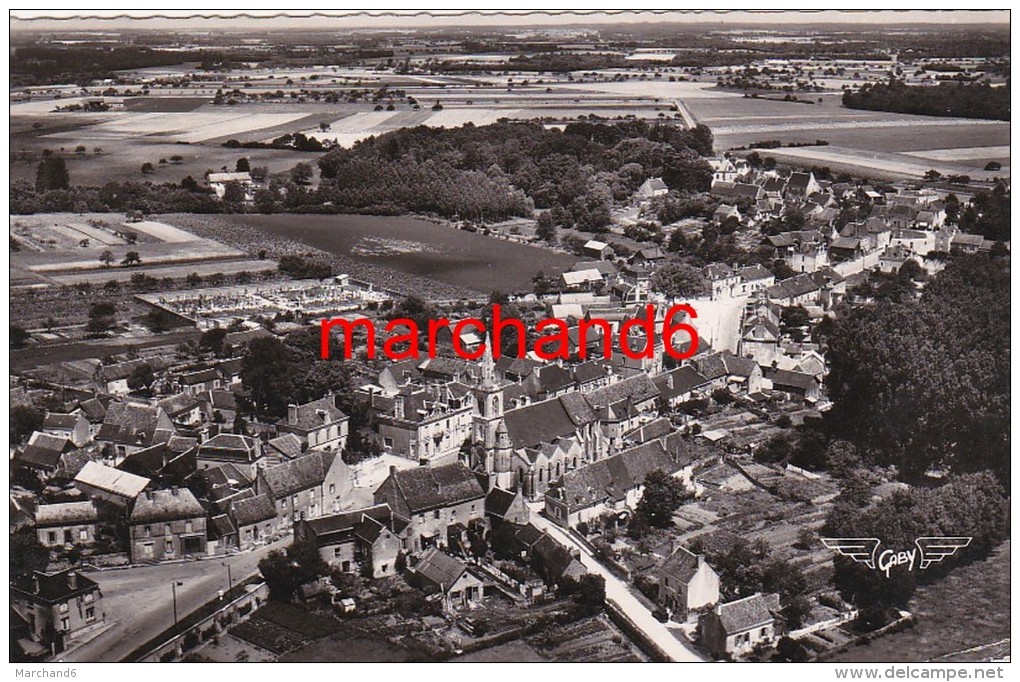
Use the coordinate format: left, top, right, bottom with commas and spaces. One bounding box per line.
217, 213, 577, 294
831, 541, 1011, 663
10, 212, 273, 288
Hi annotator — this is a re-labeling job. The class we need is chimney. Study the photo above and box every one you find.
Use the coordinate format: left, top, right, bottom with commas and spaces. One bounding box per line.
68, 571, 78, 590
33, 575, 40, 594
171, 486, 179, 497
697, 554, 705, 571
287, 404, 298, 423
389, 465, 397, 478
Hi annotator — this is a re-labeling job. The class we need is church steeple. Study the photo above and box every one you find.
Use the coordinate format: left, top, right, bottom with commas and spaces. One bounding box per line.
480, 332, 496, 388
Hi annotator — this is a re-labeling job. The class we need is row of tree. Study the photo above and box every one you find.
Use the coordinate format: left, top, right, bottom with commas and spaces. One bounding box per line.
842, 79, 1009, 121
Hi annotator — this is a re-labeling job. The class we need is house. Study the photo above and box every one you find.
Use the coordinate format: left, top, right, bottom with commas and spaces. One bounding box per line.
178, 368, 222, 396
769, 369, 820, 402
371, 386, 474, 464
94, 359, 152, 396
582, 239, 613, 260
714, 204, 741, 224
951, 232, 986, 254
255, 449, 353, 530
740, 315, 781, 364
532, 534, 587, 584
701, 593, 780, 658
118, 441, 196, 488
586, 374, 660, 451
195, 433, 264, 479
35, 502, 100, 548
652, 365, 712, 408
278, 396, 350, 453
630, 246, 666, 266
411, 548, 485, 610
638, 177, 669, 199
560, 268, 604, 291
658, 547, 720, 621
16, 432, 75, 477
264, 433, 304, 464
373, 463, 486, 555
544, 440, 681, 528
294, 503, 403, 578
696, 352, 763, 395
156, 393, 204, 427
11, 570, 105, 655
198, 389, 238, 425
74, 461, 150, 508
227, 492, 277, 550
127, 487, 207, 562
703, 263, 741, 300
711, 180, 764, 202
484, 486, 530, 526
207, 171, 254, 200
784, 172, 820, 199
95, 402, 174, 460
736, 265, 775, 296
42, 413, 91, 448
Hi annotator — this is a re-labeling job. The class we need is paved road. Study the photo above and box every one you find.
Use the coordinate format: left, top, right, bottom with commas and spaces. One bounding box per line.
61, 537, 289, 662
528, 510, 706, 662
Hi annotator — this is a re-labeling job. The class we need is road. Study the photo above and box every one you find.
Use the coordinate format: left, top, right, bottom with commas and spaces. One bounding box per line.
528, 510, 706, 662
61, 537, 289, 662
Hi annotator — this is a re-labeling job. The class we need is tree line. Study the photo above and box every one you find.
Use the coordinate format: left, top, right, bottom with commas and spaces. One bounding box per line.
842, 79, 1009, 121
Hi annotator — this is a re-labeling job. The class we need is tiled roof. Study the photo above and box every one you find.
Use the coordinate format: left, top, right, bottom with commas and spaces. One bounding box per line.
503, 397, 581, 450
97, 402, 165, 447
11, 570, 100, 604
259, 451, 339, 499
585, 374, 659, 411
302, 503, 392, 543
485, 487, 520, 518
43, 413, 80, 429
771, 369, 817, 392
414, 548, 467, 589
196, 434, 260, 463
266, 433, 304, 460
653, 366, 711, 401
35, 501, 99, 527
129, 488, 205, 524
229, 492, 276, 527
180, 368, 220, 385
283, 396, 348, 432
660, 546, 701, 582
716, 593, 776, 634
551, 441, 678, 509
388, 463, 484, 514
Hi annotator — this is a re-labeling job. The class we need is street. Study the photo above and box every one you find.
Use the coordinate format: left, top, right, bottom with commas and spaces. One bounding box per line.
528, 509, 706, 662
60, 537, 289, 662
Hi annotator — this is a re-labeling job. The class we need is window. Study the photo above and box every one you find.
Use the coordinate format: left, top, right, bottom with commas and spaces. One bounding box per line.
48, 531, 57, 544
59, 603, 69, 614
329, 484, 335, 494
79, 529, 88, 542
381, 564, 388, 574
341, 561, 351, 572
383, 437, 394, 449
60, 617, 70, 631
334, 547, 342, 557
185, 521, 193, 534
84, 593, 94, 604
166, 540, 174, 554
144, 525, 151, 538
760, 627, 768, 637
85, 607, 95, 622
433, 510, 440, 520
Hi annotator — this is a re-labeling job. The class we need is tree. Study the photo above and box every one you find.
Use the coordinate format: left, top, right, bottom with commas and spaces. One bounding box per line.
127, 363, 155, 392
143, 310, 174, 334
10, 324, 30, 349
574, 574, 606, 615
10, 405, 43, 443
258, 550, 301, 601
11, 531, 50, 577
635, 469, 693, 528
141, 162, 155, 175
99, 250, 115, 267
121, 251, 141, 266
650, 262, 707, 299
86, 301, 117, 335
222, 181, 246, 203
290, 162, 313, 186
199, 327, 229, 356
535, 211, 556, 242
780, 306, 811, 342
35, 155, 69, 191
235, 157, 251, 173
240, 337, 294, 417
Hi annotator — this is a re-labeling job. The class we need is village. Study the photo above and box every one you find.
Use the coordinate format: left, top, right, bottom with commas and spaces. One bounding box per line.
11, 143, 1007, 665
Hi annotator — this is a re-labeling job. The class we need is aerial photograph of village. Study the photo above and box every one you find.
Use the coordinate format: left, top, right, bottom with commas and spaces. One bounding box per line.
7, 9, 1010, 667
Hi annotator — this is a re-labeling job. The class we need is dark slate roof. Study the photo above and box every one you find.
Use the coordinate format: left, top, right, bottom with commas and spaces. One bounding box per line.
229, 492, 276, 527
98, 359, 151, 382
771, 369, 817, 392
503, 398, 580, 450
157, 393, 201, 418
716, 593, 775, 634
533, 535, 585, 580
414, 548, 467, 588
551, 441, 679, 509
266, 433, 304, 460
129, 488, 204, 524
43, 413, 80, 430
534, 365, 573, 394
514, 523, 545, 549
283, 396, 348, 432
660, 546, 701, 582
389, 463, 484, 514
738, 264, 772, 282
653, 366, 711, 401
573, 361, 610, 385
786, 172, 814, 194
765, 273, 821, 301
302, 503, 392, 545
78, 397, 108, 422
209, 514, 237, 540
180, 368, 220, 385
19, 433, 72, 470
97, 402, 165, 447
485, 487, 520, 518
196, 434, 260, 463
260, 451, 339, 499
624, 417, 674, 444
558, 392, 598, 426
11, 570, 100, 604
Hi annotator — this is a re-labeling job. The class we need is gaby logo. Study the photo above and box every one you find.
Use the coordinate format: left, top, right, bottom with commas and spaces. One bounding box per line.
820, 537, 972, 578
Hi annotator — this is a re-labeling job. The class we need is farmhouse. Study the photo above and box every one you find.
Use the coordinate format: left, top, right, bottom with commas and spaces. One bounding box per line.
701, 593, 780, 658
278, 396, 350, 452
127, 487, 207, 562
658, 547, 720, 622
411, 548, 485, 610
35, 502, 100, 548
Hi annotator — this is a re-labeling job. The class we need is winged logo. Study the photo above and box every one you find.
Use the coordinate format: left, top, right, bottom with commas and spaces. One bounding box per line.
915, 536, 972, 569
820, 537, 881, 569
820, 536, 972, 577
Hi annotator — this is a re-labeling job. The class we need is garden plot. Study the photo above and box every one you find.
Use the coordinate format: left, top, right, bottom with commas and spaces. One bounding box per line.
47, 222, 124, 247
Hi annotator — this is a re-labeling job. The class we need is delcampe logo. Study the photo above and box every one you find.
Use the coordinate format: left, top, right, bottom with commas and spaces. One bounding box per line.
820, 537, 972, 578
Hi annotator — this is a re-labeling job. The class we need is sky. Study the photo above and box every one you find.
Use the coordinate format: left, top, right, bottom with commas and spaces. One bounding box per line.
9, 10, 1010, 32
